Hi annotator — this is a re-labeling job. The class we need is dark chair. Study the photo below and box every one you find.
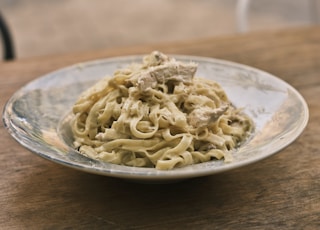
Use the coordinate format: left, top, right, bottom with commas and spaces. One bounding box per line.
0, 11, 15, 60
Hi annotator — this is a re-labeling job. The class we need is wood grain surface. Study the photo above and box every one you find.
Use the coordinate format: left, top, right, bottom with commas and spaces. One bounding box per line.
1, 27, 319, 229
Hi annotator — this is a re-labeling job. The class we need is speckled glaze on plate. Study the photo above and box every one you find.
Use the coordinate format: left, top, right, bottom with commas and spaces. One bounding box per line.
2, 55, 309, 182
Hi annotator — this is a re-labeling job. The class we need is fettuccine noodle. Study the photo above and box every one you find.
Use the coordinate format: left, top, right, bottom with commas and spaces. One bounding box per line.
71, 51, 253, 170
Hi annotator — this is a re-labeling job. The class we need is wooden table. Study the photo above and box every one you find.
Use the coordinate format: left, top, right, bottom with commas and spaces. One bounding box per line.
1, 27, 319, 229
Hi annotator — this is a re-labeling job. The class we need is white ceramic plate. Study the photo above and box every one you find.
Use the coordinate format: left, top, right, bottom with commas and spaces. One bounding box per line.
2, 55, 309, 182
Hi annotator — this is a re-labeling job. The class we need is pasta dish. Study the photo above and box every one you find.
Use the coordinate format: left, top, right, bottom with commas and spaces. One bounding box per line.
71, 51, 253, 170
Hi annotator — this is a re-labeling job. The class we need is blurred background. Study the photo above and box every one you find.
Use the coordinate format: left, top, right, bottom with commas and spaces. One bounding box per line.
0, 0, 319, 59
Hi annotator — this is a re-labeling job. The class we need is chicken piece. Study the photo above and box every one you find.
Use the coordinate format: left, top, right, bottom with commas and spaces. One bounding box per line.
130, 61, 198, 92
188, 104, 229, 127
